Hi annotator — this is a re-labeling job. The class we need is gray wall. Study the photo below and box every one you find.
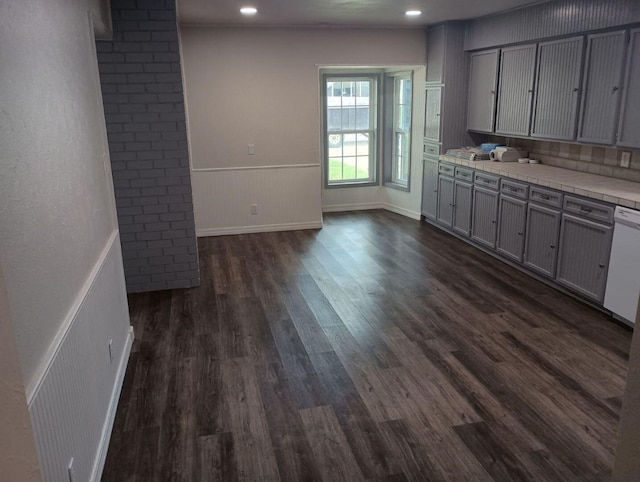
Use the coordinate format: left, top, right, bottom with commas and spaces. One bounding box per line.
465, 0, 640, 51
97, 0, 199, 292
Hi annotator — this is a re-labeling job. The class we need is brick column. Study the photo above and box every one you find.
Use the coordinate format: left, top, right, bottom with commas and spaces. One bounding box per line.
96, 0, 199, 292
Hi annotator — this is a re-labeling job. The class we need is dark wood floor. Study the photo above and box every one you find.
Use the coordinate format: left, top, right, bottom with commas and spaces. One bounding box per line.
102, 210, 632, 481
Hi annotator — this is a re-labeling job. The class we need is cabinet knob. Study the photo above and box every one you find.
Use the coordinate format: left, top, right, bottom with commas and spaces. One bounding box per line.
490, 90, 496, 94
491, 220, 496, 224
518, 232, 523, 236
573, 88, 579, 92
550, 244, 556, 249
599, 263, 605, 268
613, 86, 619, 92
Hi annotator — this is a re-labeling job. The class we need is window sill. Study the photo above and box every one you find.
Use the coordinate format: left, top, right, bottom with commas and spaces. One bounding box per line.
325, 180, 379, 189
384, 181, 409, 192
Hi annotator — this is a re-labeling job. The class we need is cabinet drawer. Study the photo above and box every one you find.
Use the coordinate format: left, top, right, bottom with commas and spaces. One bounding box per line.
424, 143, 440, 159
439, 163, 455, 177
500, 179, 529, 200
474, 172, 500, 190
563, 195, 614, 224
529, 186, 563, 208
455, 166, 474, 182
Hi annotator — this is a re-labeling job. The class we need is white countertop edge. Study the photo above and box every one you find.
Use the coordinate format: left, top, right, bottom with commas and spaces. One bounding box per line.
439, 155, 640, 210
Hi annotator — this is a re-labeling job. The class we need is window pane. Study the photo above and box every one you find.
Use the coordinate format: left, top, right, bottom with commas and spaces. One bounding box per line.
324, 76, 376, 185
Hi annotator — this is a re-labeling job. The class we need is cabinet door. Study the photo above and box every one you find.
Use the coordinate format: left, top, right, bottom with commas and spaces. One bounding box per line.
618, 28, 640, 148
426, 26, 445, 83
532, 37, 584, 140
467, 50, 499, 133
495, 44, 537, 137
452, 181, 473, 237
437, 175, 454, 227
578, 31, 626, 145
497, 195, 527, 262
471, 186, 499, 249
421, 159, 439, 220
424, 86, 442, 142
523, 204, 561, 277
556, 214, 613, 301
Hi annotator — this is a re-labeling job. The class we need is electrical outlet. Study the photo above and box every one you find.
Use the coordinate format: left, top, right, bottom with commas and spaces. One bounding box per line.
108, 339, 113, 364
621, 151, 631, 168
251, 204, 258, 215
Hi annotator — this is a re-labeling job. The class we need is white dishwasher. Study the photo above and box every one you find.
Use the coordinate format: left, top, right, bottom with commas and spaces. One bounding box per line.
604, 206, 640, 325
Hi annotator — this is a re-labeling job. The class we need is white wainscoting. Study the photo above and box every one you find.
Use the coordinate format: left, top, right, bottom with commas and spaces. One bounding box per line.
28, 232, 133, 482
192, 164, 323, 236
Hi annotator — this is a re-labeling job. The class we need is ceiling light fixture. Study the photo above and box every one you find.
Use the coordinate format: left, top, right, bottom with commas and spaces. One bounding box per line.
405, 10, 422, 16
240, 6, 258, 15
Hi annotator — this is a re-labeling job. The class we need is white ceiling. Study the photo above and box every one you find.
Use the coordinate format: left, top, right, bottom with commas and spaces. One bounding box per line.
177, 0, 547, 28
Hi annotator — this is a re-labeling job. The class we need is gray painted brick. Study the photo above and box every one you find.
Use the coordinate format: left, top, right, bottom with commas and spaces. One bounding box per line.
98, 0, 198, 293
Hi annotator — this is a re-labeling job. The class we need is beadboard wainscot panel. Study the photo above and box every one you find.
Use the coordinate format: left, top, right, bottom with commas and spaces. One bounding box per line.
28, 232, 133, 482
192, 164, 323, 236
465, 0, 640, 51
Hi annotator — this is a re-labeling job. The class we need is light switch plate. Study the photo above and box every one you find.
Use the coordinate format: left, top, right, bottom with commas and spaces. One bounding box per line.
248, 144, 255, 155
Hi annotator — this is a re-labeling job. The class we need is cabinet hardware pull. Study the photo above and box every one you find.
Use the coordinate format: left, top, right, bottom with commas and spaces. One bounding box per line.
599, 264, 605, 268
518, 232, 523, 236
550, 245, 556, 249
540, 194, 550, 200
613, 86, 619, 92
573, 88, 579, 92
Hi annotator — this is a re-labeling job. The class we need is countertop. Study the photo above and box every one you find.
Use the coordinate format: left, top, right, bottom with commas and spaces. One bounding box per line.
439, 155, 640, 210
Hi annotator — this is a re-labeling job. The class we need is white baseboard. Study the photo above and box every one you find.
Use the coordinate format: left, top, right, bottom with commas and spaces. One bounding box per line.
90, 326, 134, 482
381, 203, 422, 220
322, 202, 385, 212
197, 220, 323, 237
322, 202, 421, 220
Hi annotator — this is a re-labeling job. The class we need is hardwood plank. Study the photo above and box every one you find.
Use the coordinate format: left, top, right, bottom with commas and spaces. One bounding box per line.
198, 432, 238, 482
299, 405, 365, 482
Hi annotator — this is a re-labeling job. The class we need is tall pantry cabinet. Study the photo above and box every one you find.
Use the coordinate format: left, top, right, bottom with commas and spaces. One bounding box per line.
421, 23, 474, 219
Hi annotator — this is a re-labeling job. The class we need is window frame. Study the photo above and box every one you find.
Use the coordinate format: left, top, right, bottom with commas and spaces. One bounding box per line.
383, 71, 413, 192
322, 72, 381, 189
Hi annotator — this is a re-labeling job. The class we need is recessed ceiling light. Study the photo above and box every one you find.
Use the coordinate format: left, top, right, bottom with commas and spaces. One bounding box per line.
240, 6, 257, 15
405, 10, 422, 16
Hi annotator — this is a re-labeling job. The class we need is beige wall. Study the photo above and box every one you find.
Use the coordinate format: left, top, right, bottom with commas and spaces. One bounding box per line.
0, 265, 41, 481
0, 0, 119, 394
180, 26, 426, 232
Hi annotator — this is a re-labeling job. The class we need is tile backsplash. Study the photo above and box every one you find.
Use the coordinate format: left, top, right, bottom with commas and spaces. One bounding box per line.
487, 136, 640, 183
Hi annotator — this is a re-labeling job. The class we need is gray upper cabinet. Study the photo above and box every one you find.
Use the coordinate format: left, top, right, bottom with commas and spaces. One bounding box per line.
467, 49, 499, 133
471, 186, 499, 248
531, 37, 584, 140
422, 159, 439, 220
578, 31, 626, 145
495, 44, 537, 137
617, 28, 640, 148
497, 195, 527, 262
424, 86, 442, 143
556, 214, 613, 302
426, 25, 445, 83
524, 204, 561, 277
452, 181, 473, 237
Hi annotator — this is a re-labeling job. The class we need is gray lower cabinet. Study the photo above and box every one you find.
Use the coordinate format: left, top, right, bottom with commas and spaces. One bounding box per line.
437, 175, 454, 227
421, 159, 439, 220
523, 204, 561, 277
497, 195, 527, 262
556, 214, 613, 301
471, 186, 499, 248
452, 181, 473, 237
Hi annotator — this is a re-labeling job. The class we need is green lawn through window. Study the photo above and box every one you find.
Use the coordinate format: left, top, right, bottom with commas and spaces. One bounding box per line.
328, 158, 370, 181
